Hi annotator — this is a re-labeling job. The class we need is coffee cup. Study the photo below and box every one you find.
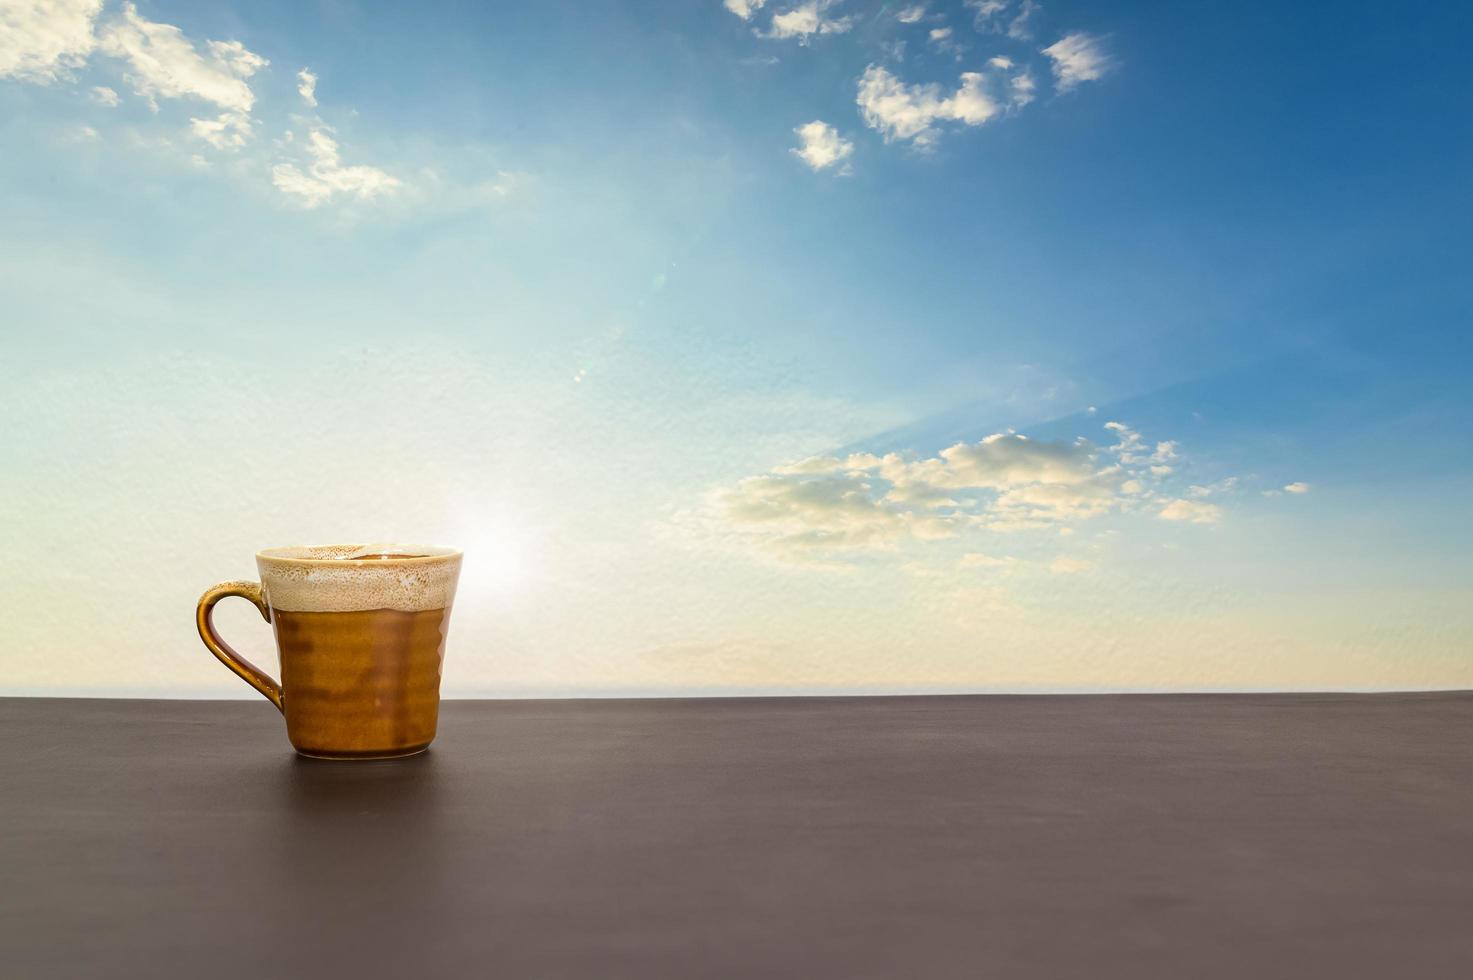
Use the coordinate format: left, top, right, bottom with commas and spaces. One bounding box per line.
196, 544, 462, 759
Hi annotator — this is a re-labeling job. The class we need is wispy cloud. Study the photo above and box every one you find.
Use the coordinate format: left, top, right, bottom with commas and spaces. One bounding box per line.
0, 2, 409, 210
1261, 481, 1311, 498
964, 0, 1009, 31
718, 0, 1115, 158
296, 67, 317, 107
1158, 499, 1222, 524
722, 422, 1219, 561
1006, 0, 1040, 41
189, 111, 252, 149
0, 0, 101, 83
1187, 476, 1237, 498
100, 4, 264, 114
895, 4, 927, 25
764, 1, 853, 42
98, 3, 267, 151
1008, 70, 1035, 108
791, 119, 853, 172
856, 64, 999, 147
271, 128, 400, 207
723, 0, 767, 20
927, 26, 967, 58
1042, 31, 1111, 93
722, 470, 920, 554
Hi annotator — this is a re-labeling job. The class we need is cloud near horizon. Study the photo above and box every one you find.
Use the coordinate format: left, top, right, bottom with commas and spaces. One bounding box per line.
721, 421, 1226, 561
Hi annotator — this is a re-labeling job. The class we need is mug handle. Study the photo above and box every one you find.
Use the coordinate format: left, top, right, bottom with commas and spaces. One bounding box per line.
196, 581, 283, 713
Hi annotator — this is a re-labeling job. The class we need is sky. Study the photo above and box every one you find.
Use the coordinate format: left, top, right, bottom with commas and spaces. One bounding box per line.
2, 0, 1471, 696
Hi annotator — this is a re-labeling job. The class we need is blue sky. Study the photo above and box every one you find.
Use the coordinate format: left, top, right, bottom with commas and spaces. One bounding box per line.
2, 0, 1471, 694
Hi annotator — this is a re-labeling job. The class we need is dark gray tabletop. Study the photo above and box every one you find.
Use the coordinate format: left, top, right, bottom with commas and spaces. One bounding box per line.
3, 694, 1471, 979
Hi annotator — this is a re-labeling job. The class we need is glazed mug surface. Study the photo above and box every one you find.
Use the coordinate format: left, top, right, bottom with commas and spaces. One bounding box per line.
196, 544, 462, 759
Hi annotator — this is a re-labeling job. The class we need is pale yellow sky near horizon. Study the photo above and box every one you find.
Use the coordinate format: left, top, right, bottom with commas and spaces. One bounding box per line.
4, 346, 1470, 698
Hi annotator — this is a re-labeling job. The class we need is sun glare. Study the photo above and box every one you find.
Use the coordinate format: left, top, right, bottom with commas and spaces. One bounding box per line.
449, 514, 542, 601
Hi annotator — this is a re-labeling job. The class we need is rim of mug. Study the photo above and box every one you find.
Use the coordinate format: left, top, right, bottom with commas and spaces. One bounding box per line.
256, 544, 462, 565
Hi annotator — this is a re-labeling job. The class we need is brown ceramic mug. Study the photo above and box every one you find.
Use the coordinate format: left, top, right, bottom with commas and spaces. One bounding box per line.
196, 544, 462, 760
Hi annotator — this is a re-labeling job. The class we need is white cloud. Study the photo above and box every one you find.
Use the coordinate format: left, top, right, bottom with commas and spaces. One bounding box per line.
1006, 0, 1040, 40
207, 39, 268, 77
1262, 482, 1312, 498
965, 0, 1009, 29
989, 478, 1120, 525
1, 1, 447, 213
927, 25, 966, 57
723, 0, 767, 19
189, 110, 252, 150
98, 3, 265, 124
1042, 32, 1111, 93
721, 471, 918, 554
895, 4, 927, 24
791, 119, 853, 172
773, 454, 860, 475
271, 128, 400, 207
1103, 422, 1149, 466
1186, 476, 1237, 498
765, 1, 853, 42
0, 0, 101, 83
296, 67, 317, 107
856, 64, 1001, 147
922, 433, 1096, 489
1158, 499, 1222, 524
1008, 70, 1035, 108
724, 421, 1209, 561
1105, 421, 1170, 466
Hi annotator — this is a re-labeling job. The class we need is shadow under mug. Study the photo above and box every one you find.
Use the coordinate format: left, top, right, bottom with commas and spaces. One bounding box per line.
196, 544, 462, 760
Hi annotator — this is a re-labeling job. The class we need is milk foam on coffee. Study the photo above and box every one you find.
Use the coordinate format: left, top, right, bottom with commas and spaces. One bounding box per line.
256, 544, 462, 613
